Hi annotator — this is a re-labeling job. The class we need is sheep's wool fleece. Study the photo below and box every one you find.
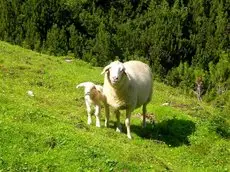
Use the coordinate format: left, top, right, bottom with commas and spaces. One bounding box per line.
103, 60, 153, 111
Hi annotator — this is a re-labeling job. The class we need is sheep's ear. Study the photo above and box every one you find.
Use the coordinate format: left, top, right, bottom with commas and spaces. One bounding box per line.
101, 64, 111, 75
76, 82, 86, 88
123, 68, 131, 80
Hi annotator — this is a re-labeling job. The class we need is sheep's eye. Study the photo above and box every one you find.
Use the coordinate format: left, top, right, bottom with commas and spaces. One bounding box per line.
119, 68, 125, 74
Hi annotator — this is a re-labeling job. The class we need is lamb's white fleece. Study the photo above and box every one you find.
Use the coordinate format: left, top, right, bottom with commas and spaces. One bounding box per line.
76, 82, 107, 127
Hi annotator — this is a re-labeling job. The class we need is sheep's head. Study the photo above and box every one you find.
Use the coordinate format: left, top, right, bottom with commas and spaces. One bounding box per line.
101, 61, 128, 85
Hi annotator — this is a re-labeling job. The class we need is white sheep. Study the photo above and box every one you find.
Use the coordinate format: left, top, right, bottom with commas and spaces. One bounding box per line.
101, 60, 153, 139
76, 82, 108, 127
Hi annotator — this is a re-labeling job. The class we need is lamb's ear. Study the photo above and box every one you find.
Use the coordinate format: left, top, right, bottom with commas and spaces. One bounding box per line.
101, 64, 111, 75
76, 82, 87, 88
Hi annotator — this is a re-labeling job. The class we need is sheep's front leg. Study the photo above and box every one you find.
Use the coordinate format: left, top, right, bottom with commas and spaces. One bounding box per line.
104, 104, 110, 127
94, 105, 101, 127
115, 110, 122, 132
85, 101, 92, 125
125, 109, 132, 139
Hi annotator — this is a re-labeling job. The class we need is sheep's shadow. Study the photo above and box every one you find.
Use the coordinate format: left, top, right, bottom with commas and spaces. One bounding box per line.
132, 118, 196, 147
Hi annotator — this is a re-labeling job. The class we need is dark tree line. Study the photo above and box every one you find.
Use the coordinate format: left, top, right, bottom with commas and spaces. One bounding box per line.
0, 0, 229, 104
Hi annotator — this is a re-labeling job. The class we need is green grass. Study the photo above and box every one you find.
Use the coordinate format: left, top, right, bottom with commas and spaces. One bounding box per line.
0, 41, 230, 171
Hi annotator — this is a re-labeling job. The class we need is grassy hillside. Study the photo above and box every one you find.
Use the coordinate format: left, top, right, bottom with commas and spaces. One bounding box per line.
0, 41, 229, 171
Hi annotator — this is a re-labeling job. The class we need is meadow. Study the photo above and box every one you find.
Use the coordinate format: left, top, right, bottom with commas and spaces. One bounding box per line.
0, 41, 229, 171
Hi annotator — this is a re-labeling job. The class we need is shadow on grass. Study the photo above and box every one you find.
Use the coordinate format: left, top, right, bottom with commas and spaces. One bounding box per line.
211, 116, 230, 140
132, 118, 196, 147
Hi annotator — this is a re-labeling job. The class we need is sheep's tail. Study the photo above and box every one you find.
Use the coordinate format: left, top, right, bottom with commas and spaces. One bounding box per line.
76, 82, 87, 88
76, 82, 96, 89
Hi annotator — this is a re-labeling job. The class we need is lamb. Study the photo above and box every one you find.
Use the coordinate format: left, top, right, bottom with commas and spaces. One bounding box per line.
76, 82, 108, 127
101, 60, 153, 139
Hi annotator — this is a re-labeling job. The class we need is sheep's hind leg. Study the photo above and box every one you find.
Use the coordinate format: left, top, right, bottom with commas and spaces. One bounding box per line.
142, 104, 147, 128
115, 110, 122, 132
125, 109, 132, 139
94, 105, 101, 127
86, 101, 92, 125
104, 104, 110, 127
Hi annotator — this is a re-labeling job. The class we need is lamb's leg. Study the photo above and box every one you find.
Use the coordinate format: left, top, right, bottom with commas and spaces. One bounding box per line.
104, 104, 110, 127
94, 105, 101, 127
125, 109, 132, 139
85, 101, 92, 125
142, 104, 147, 128
115, 110, 122, 132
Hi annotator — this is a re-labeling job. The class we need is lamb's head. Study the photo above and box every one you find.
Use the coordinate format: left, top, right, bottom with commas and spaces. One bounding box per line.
102, 61, 128, 85
76, 82, 97, 96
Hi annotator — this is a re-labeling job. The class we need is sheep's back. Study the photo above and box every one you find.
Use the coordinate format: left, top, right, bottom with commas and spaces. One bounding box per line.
124, 61, 153, 108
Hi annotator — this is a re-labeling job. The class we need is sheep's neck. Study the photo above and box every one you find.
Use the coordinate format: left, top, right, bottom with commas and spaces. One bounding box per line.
106, 75, 129, 109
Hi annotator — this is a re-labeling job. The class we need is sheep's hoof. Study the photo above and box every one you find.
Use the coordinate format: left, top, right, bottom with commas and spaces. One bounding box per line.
127, 135, 132, 139
96, 124, 101, 127
116, 127, 122, 133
